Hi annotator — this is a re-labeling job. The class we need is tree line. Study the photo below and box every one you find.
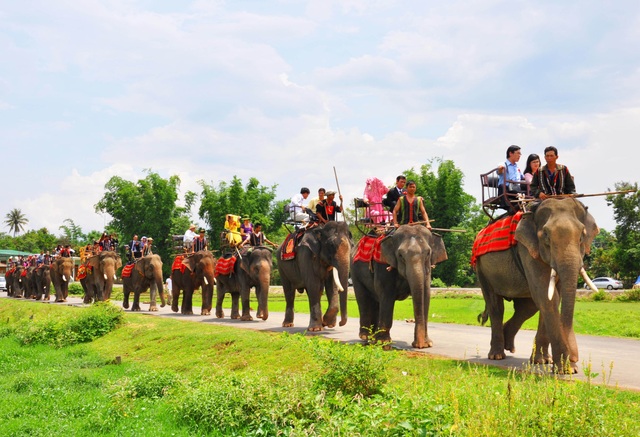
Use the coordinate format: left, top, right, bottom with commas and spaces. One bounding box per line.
3, 162, 639, 286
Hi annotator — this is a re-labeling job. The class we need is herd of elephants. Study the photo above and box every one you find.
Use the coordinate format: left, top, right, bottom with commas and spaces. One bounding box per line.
4, 197, 599, 374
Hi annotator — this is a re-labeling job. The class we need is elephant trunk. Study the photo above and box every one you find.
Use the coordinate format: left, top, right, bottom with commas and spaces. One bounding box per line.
155, 275, 166, 307
256, 259, 271, 320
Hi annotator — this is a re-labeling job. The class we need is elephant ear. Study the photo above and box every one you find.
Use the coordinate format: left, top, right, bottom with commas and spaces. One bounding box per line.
298, 228, 322, 257
515, 212, 540, 259
581, 207, 600, 255
181, 255, 196, 272
380, 234, 397, 269
429, 233, 448, 265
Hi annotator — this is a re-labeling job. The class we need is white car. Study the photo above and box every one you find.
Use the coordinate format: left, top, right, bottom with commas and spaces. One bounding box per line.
586, 277, 624, 290
0, 275, 6, 291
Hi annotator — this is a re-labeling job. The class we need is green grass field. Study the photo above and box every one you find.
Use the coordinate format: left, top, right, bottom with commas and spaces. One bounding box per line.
1, 299, 639, 436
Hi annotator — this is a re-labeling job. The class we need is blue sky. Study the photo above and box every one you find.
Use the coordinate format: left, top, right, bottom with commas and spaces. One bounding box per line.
2, 0, 639, 234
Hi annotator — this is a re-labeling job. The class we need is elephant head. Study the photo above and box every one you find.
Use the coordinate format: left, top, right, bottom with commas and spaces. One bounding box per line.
136, 254, 166, 308
515, 198, 598, 369
51, 258, 75, 302
182, 250, 216, 315
302, 221, 352, 295
98, 251, 123, 300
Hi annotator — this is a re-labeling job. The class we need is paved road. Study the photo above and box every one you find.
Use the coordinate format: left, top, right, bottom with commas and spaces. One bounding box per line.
4, 294, 639, 391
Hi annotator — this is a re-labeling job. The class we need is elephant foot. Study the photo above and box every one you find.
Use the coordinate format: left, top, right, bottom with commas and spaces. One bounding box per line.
160, 303, 166, 308
201, 309, 211, 316
122, 303, 129, 309
230, 314, 240, 320
531, 352, 552, 365
308, 325, 323, 332
412, 338, 434, 349
149, 306, 159, 312
55, 299, 64, 302
259, 313, 268, 321
282, 321, 294, 328
240, 314, 253, 321
488, 348, 507, 360
339, 318, 347, 327
131, 304, 141, 311
553, 362, 578, 374
359, 332, 369, 341
215, 310, 224, 318
171, 304, 179, 313
181, 310, 194, 315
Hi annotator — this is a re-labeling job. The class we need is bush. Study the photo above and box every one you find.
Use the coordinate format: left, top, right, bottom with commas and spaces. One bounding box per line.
304, 336, 391, 398
591, 290, 610, 301
14, 302, 124, 347
616, 289, 640, 302
431, 277, 447, 288
68, 282, 85, 295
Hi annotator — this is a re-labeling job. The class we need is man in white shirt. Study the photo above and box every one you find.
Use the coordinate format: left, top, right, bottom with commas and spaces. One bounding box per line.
288, 187, 311, 223
183, 224, 198, 252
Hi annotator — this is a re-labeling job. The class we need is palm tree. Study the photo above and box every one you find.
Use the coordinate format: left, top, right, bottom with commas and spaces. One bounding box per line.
4, 208, 29, 236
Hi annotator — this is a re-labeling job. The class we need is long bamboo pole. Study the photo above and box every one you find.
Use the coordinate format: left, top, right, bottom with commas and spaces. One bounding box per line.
333, 166, 346, 222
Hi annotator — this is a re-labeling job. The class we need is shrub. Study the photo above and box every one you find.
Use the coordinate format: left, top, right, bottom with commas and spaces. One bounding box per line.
591, 290, 610, 301
304, 336, 391, 397
109, 370, 179, 401
14, 302, 124, 347
431, 277, 447, 288
68, 282, 84, 295
616, 288, 640, 302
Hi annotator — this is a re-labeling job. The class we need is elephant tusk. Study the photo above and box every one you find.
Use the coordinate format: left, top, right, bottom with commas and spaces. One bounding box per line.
62, 275, 67, 282
204, 277, 209, 285
104, 273, 108, 280
547, 268, 558, 300
332, 267, 344, 292
114, 275, 117, 281
580, 267, 598, 292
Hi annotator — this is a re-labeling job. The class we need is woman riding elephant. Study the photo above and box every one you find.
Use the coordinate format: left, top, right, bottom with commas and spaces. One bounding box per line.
474, 198, 599, 373
50, 257, 74, 302
351, 225, 448, 348
170, 250, 216, 315
277, 221, 352, 331
81, 251, 123, 303
215, 246, 273, 321
122, 254, 166, 311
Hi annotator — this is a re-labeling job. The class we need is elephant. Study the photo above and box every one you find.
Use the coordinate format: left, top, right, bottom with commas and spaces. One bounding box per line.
276, 221, 352, 331
475, 198, 599, 373
80, 251, 123, 303
215, 246, 273, 321
24, 266, 39, 299
4, 270, 13, 296
122, 254, 166, 311
351, 225, 448, 348
34, 265, 52, 301
170, 250, 216, 315
8, 265, 26, 298
51, 257, 74, 302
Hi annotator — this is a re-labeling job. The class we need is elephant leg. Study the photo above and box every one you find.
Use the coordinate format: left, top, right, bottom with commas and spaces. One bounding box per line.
503, 298, 538, 353
322, 277, 339, 328
486, 296, 507, 360
131, 291, 141, 311
230, 292, 240, 319
375, 294, 396, 348
281, 278, 295, 327
532, 316, 552, 365
171, 281, 180, 313
215, 284, 226, 318
181, 288, 194, 315
307, 283, 325, 332
354, 289, 378, 342
201, 285, 213, 316
122, 283, 130, 309
240, 286, 253, 321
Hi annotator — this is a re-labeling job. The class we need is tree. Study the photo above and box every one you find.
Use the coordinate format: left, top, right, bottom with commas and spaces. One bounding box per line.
95, 171, 190, 273
59, 218, 84, 247
404, 159, 485, 287
13, 228, 58, 253
4, 208, 28, 236
606, 182, 640, 280
198, 176, 280, 250
584, 228, 617, 278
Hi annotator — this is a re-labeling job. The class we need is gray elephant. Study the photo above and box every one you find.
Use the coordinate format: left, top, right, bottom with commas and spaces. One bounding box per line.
351, 225, 448, 348
8, 265, 26, 298
215, 246, 273, 321
51, 257, 75, 302
122, 254, 166, 311
34, 265, 52, 301
170, 250, 216, 315
80, 251, 123, 303
24, 266, 38, 299
475, 198, 599, 373
276, 221, 352, 331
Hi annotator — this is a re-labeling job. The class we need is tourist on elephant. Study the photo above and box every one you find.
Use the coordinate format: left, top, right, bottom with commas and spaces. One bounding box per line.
193, 229, 208, 252
383, 175, 407, 213
225, 214, 243, 247
393, 181, 431, 229
249, 223, 277, 248
305, 188, 326, 223
530, 146, 576, 200
127, 234, 143, 261
240, 218, 253, 245
523, 153, 541, 184
183, 224, 197, 252
288, 187, 311, 223
316, 191, 343, 223
142, 237, 154, 256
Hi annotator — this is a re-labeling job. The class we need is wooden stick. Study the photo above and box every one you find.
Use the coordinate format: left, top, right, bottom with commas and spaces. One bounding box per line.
333, 166, 346, 222
430, 227, 467, 233
520, 189, 636, 202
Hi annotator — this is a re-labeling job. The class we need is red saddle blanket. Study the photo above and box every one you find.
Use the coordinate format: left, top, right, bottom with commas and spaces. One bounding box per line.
471, 211, 523, 267
215, 256, 237, 277
171, 255, 187, 274
281, 231, 306, 261
121, 263, 135, 278
77, 264, 89, 280
353, 235, 386, 264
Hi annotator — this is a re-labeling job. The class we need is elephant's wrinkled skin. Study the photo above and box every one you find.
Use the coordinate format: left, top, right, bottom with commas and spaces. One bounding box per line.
34, 266, 52, 301
171, 250, 216, 315
351, 225, 448, 348
81, 251, 123, 303
215, 246, 273, 321
51, 258, 74, 302
475, 198, 599, 373
122, 254, 166, 311
277, 221, 352, 331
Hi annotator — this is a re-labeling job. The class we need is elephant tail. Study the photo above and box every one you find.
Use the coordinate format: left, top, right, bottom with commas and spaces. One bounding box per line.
477, 307, 489, 326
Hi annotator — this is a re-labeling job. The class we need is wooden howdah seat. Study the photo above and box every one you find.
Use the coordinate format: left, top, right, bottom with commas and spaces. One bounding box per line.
480, 167, 532, 221
353, 198, 393, 235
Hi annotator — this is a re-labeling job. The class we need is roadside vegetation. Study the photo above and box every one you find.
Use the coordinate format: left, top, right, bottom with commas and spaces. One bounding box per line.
1, 299, 638, 436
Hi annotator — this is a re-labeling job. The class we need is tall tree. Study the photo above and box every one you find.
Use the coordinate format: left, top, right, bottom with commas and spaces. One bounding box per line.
198, 176, 280, 250
606, 182, 640, 280
4, 208, 28, 236
95, 171, 189, 272
58, 218, 84, 246
13, 228, 58, 253
404, 159, 485, 286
